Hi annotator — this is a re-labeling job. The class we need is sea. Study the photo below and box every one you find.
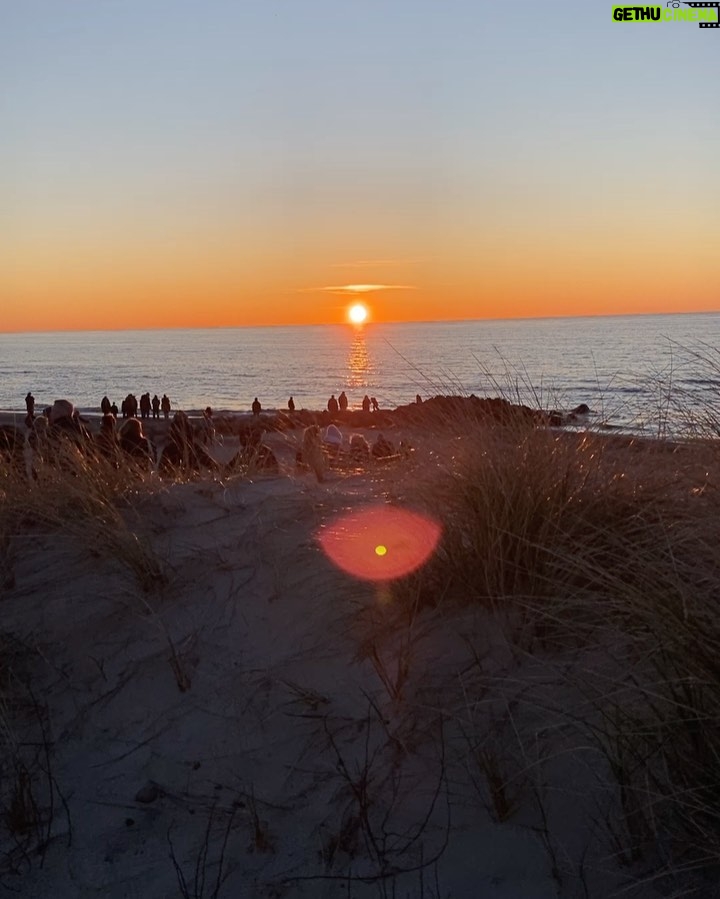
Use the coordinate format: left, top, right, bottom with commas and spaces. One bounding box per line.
1, 313, 719, 436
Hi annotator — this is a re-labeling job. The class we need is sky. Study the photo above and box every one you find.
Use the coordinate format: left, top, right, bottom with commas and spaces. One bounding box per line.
2, 0, 719, 332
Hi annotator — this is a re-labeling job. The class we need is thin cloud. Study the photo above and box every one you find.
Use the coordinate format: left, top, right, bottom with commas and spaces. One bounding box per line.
299, 283, 417, 295
329, 258, 429, 269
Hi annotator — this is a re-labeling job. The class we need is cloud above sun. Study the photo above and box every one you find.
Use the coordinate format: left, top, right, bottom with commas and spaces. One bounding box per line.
329, 258, 430, 269
300, 283, 416, 295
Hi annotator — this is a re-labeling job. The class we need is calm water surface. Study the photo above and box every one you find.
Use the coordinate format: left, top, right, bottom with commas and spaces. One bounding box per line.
1, 314, 719, 434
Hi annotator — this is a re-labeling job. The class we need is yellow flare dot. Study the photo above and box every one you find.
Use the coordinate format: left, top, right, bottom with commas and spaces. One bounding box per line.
375, 545, 387, 556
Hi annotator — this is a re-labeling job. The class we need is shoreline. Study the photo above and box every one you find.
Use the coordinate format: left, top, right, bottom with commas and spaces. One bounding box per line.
1, 394, 593, 431
0, 393, 682, 446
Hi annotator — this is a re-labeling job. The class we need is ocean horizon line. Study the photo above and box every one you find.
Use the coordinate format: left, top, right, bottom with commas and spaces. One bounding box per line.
2, 308, 720, 337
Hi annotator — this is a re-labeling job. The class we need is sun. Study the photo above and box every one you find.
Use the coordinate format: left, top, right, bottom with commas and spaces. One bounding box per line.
348, 303, 368, 324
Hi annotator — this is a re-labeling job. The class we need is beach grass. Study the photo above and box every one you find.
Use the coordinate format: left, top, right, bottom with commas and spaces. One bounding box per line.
389, 408, 720, 888
0, 442, 169, 594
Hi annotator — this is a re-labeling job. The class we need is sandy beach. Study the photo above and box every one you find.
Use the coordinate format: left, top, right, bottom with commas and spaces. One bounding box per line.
1, 404, 718, 898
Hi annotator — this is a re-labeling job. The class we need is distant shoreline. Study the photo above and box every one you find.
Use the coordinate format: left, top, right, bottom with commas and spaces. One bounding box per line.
0, 395, 635, 441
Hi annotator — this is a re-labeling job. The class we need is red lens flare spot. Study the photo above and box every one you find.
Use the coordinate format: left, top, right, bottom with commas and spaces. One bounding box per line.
318, 506, 442, 582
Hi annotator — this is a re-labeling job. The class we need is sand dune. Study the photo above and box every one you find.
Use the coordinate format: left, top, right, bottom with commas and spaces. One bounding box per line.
1, 416, 716, 897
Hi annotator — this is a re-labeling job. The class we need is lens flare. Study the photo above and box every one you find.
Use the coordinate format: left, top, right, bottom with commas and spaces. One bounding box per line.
318, 505, 442, 582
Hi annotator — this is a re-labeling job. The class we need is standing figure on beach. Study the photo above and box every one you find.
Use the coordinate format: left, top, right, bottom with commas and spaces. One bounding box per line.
338, 391, 348, 413
110, 402, 119, 417
252, 397, 261, 416
101, 396, 111, 415
361, 395, 371, 413
287, 396, 295, 413
161, 394, 171, 419
139, 393, 151, 420
151, 394, 160, 419
327, 395, 339, 415
370, 396, 379, 412
416, 394, 423, 404
25, 392, 35, 418
123, 394, 138, 419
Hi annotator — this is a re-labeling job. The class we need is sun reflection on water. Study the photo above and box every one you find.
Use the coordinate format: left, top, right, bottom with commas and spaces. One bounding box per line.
347, 326, 371, 389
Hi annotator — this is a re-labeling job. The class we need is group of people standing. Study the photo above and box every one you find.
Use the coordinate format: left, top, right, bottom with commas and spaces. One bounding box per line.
24, 390, 413, 428
326, 391, 348, 414
26, 391, 174, 424
282, 392, 382, 416
106, 393, 172, 420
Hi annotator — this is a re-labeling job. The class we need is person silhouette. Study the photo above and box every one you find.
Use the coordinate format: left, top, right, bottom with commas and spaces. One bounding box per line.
139, 393, 151, 420
25, 392, 35, 417
288, 396, 295, 413
338, 391, 348, 412
252, 397, 261, 416
361, 395, 371, 413
327, 395, 339, 415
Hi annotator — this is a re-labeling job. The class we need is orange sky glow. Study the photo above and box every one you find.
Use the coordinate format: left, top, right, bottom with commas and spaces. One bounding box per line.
3, 219, 718, 332
3, 3, 718, 333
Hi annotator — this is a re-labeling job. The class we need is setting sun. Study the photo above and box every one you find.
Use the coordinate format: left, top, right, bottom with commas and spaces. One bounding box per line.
348, 303, 368, 324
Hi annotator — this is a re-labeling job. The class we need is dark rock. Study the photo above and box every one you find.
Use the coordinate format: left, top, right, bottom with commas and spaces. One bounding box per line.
392, 394, 545, 428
